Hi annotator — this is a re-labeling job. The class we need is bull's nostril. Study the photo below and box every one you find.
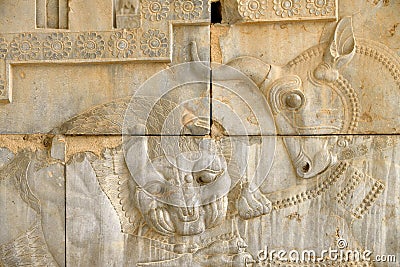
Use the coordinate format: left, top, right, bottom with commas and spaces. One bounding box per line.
302, 162, 310, 173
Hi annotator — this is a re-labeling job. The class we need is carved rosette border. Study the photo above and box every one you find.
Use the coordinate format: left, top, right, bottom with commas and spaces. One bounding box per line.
0, 0, 211, 103
0, 31, 161, 62
0, 29, 171, 103
237, 0, 337, 22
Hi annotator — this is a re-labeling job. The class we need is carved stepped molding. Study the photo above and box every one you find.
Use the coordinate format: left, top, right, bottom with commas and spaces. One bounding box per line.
0, 0, 210, 103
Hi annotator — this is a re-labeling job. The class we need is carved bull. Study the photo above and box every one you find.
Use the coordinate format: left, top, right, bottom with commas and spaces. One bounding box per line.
225, 17, 363, 183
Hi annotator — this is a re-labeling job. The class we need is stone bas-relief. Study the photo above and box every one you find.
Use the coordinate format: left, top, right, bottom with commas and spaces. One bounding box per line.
1, 0, 400, 266
67, 135, 255, 266
214, 16, 400, 135
0, 136, 65, 266
0, 0, 210, 134
66, 135, 399, 266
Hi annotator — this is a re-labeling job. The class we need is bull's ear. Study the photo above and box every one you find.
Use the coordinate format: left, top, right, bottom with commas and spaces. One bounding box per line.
315, 17, 356, 82
327, 16, 356, 69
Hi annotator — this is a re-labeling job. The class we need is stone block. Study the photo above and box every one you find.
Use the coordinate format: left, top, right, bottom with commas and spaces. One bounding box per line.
64, 134, 400, 266
0, 135, 65, 266
214, 0, 400, 135
0, 0, 211, 134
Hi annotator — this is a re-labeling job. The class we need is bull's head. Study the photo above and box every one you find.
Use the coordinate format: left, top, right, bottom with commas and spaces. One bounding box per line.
228, 17, 357, 179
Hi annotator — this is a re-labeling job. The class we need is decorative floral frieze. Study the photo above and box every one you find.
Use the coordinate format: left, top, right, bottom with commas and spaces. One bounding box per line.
306, 0, 335, 16
174, 0, 203, 20
76, 32, 105, 59
43, 33, 72, 60
108, 31, 137, 58
237, 0, 337, 21
140, 29, 168, 57
142, 0, 170, 21
273, 0, 301, 18
10, 33, 41, 61
238, 0, 267, 20
0, 30, 171, 63
0, 79, 4, 96
0, 38, 7, 59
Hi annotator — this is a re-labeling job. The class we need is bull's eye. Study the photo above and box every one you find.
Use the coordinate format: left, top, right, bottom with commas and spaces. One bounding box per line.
284, 91, 304, 110
301, 162, 310, 173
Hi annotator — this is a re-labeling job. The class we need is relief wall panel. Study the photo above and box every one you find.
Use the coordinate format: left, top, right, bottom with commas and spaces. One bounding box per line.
0, 0, 399, 266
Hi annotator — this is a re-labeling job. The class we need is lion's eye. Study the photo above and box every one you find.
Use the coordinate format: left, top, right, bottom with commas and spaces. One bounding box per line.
193, 169, 223, 185
144, 181, 165, 195
284, 91, 304, 110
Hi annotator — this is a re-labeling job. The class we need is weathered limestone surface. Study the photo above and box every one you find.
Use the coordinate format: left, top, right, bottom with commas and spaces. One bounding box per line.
1, 0, 400, 266
0, 0, 210, 134
0, 135, 65, 266
64, 135, 399, 266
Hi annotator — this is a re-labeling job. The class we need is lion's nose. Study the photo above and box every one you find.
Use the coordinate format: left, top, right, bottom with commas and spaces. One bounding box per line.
184, 173, 194, 184
179, 180, 200, 220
